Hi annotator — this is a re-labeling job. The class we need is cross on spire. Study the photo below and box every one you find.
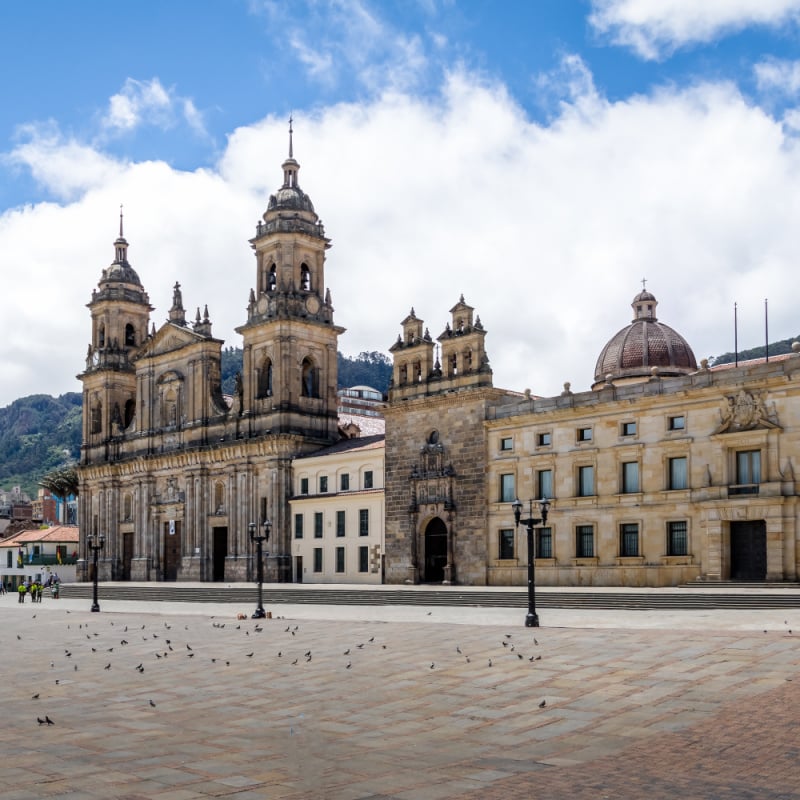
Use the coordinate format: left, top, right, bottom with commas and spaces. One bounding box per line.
641, 277, 647, 291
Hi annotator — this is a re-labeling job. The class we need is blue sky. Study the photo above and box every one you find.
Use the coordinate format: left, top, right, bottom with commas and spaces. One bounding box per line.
2, 0, 800, 406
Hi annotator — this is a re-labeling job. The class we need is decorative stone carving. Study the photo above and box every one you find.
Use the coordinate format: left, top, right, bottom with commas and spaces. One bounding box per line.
714, 389, 779, 433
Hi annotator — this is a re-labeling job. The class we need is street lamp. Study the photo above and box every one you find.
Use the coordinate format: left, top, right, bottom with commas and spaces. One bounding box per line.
88, 532, 105, 613
512, 497, 551, 628
249, 518, 271, 619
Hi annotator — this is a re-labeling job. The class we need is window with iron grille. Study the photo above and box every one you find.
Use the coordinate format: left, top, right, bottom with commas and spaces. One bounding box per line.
499, 529, 515, 559
667, 521, 688, 556
314, 512, 323, 538
537, 526, 552, 559
359, 509, 369, 536
622, 462, 639, 493
313, 547, 323, 572
620, 523, 639, 557
335, 547, 345, 573
576, 525, 594, 558
577, 465, 594, 497
336, 510, 345, 537
668, 456, 688, 490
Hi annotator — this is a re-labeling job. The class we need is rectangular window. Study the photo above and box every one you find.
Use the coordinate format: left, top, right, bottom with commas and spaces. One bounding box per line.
359, 546, 369, 573
359, 509, 369, 537
294, 513, 304, 539
668, 456, 688, 490
363, 470, 373, 489
336, 510, 346, 537
538, 432, 552, 447
537, 526, 552, 559
314, 512, 323, 538
576, 525, 594, 558
736, 450, 761, 485
622, 461, 639, 493
340, 473, 350, 491
621, 421, 637, 436
300, 478, 309, 495
500, 437, 513, 451
313, 547, 323, 572
577, 427, 593, 442
499, 529, 515, 559
667, 521, 688, 556
335, 546, 345, 573
319, 476, 328, 493
668, 415, 685, 431
620, 523, 639, 557
500, 473, 516, 502
577, 465, 594, 497
537, 469, 553, 501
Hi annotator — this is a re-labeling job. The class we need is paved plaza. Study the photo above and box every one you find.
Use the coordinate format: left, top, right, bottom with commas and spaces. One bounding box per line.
1, 590, 799, 800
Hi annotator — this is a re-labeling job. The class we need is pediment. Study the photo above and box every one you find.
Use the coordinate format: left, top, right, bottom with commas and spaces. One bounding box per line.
135, 322, 206, 360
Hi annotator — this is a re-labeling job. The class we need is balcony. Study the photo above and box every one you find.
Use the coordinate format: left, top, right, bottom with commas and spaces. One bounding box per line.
728, 484, 759, 496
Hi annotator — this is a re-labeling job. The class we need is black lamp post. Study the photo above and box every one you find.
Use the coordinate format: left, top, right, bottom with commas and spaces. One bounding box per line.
512, 497, 551, 628
249, 518, 271, 619
88, 532, 105, 613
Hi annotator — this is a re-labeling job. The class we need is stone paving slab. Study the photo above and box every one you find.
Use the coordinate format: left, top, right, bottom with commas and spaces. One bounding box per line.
1, 594, 799, 799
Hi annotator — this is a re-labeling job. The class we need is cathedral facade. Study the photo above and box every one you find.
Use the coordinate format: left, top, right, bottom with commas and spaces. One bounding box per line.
77, 134, 343, 583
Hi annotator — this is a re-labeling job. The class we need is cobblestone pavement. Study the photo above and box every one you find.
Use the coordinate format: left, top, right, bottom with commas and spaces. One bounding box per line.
1, 595, 799, 800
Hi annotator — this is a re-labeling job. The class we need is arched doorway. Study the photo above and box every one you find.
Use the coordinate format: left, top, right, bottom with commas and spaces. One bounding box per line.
423, 517, 448, 583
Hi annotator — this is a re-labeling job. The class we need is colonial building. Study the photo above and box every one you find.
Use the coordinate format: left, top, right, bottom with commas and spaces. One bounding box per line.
384, 288, 800, 586
77, 130, 345, 583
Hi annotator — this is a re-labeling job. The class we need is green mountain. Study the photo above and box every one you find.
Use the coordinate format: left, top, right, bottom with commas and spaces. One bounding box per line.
710, 334, 800, 366
1, 351, 391, 497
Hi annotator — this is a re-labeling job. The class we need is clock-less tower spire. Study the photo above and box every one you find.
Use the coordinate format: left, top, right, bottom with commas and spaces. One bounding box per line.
237, 122, 344, 442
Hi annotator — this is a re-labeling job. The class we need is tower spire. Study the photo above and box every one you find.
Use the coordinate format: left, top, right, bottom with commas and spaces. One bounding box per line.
288, 114, 293, 159
119, 204, 124, 238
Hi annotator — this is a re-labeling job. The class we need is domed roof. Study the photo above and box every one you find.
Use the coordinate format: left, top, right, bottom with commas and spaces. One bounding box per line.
593, 289, 697, 388
267, 178, 316, 215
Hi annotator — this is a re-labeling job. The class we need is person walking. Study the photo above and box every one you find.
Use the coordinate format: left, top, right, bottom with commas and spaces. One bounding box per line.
18, 581, 27, 603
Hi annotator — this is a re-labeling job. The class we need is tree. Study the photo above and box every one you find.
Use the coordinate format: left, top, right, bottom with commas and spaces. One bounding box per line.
40, 466, 79, 524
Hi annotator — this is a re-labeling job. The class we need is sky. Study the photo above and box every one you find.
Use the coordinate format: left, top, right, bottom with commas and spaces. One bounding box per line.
2, 0, 800, 408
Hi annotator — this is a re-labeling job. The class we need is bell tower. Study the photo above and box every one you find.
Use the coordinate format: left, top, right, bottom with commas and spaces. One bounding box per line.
237, 121, 344, 442
78, 210, 153, 463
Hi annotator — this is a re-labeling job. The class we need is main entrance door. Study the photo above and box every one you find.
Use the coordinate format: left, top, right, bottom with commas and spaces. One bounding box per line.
122, 533, 134, 581
212, 527, 227, 581
163, 521, 182, 581
424, 518, 448, 583
730, 520, 767, 581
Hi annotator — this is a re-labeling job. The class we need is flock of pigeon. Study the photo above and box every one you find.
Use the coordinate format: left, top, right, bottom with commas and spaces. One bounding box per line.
21, 609, 553, 726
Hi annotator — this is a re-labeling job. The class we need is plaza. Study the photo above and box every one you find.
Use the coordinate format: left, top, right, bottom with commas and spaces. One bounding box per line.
1, 588, 799, 799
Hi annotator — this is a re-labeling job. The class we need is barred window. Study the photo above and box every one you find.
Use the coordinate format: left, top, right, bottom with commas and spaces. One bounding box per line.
667, 521, 688, 556
537, 527, 552, 559
335, 547, 345, 573
576, 525, 594, 558
313, 548, 322, 572
359, 546, 369, 573
314, 512, 323, 538
359, 509, 369, 536
620, 523, 639, 557
336, 510, 345, 537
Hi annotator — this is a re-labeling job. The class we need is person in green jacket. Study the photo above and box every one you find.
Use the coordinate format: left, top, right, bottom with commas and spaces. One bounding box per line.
18, 582, 27, 603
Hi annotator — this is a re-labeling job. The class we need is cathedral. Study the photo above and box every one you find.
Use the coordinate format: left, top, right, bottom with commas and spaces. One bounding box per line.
77, 130, 343, 583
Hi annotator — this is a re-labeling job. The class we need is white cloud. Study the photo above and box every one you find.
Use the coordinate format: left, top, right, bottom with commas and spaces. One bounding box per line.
2, 66, 800, 409
755, 57, 800, 96
99, 78, 209, 139
590, 0, 800, 60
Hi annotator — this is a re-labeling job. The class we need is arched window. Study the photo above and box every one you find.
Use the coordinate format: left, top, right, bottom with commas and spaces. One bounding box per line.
124, 399, 136, 429
214, 481, 225, 513
164, 388, 178, 427
301, 357, 319, 398
98, 325, 105, 348
413, 360, 422, 382
91, 401, 102, 434
125, 323, 136, 346
399, 363, 408, 385
450, 354, 458, 376
300, 263, 311, 291
257, 356, 273, 398
267, 264, 277, 292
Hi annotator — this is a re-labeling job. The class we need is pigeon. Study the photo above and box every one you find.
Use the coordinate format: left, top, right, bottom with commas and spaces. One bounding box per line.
538, 699, 546, 708
346, 661, 352, 669
292, 659, 298, 665
456, 646, 462, 654
31, 693, 39, 700
186, 644, 192, 651
430, 662, 435, 669
187, 653, 195, 658
517, 653, 523, 660
343, 649, 350, 655
149, 700, 156, 708
246, 652, 254, 658
45, 716, 54, 725
488, 659, 492, 667
104, 663, 111, 670
534, 638, 539, 646
368, 637, 375, 643
37, 717, 46, 725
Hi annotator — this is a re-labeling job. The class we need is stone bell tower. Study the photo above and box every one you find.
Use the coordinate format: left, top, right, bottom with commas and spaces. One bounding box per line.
78, 210, 152, 465
237, 120, 344, 443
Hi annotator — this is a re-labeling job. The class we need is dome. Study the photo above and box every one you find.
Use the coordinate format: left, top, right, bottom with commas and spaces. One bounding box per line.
267, 184, 316, 215
593, 289, 697, 388
102, 260, 143, 287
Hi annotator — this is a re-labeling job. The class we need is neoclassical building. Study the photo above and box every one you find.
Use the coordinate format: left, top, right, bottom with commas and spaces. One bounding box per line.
385, 290, 800, 586
77, 133, 345, 582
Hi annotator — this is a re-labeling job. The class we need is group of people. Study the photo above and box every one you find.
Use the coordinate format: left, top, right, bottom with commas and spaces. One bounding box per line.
15, 574, 60, 602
